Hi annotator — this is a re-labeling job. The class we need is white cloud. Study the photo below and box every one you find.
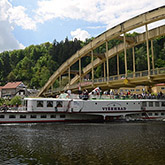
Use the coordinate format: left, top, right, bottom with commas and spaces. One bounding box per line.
71, 28, 91, 41
87, 25, 106, 29
0, 0, 35, 52
35, 0, 100, 23
0, 20, 25, 52
7, 6, 36, 30
0, 0, 36, 30
0, 0, 164, 52
35, 0, 164, 28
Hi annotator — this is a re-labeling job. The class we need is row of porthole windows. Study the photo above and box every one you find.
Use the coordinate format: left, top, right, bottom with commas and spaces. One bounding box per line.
148, 112, 165, 116
142, 112, 165, 116
142, 102, 165, 107
95, 102, 140, 105
126, 102, 140, 105
0, 114, 66, 119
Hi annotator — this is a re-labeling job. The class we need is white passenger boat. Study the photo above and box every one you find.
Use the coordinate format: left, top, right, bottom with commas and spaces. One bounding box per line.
0, 94, 165, 123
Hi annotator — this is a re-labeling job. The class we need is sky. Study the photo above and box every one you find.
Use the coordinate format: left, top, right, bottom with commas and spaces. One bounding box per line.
0, 0, 164, 52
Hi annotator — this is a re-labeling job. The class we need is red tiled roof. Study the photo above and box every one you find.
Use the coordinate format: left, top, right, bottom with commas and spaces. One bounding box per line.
2, 82, 22, 89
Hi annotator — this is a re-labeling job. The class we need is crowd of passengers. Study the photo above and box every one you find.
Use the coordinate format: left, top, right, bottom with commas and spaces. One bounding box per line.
0, 103, 19, 111
78, 87, 165, 100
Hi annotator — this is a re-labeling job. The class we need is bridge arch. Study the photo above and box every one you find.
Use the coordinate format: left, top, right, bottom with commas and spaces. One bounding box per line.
38, 6, 165, 97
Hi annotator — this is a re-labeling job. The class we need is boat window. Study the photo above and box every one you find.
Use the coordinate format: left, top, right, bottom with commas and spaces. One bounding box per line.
47, 101, 53, 107
142, 102, 147, 107
149, 102, 153, 107
148, 113, 152, 116
9, 115, 16, 118
142, 113, 146, 116
37, 101, 43, 107
155, 102, 159, 107
24, 100, 28, 110
60, 115, 65, 118
20, 115, 26, 118
31, 115, 37, 118
0, 115, 5, 118
161, 113, 164, 116
50, 115, 56, 118
41, 115, 47, 118
161, 102, 165, 107
57, 101, 63, 107
155, 113, 158, 116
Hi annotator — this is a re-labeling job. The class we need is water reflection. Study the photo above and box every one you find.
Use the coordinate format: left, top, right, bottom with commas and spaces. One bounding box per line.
0, 122, 165, 165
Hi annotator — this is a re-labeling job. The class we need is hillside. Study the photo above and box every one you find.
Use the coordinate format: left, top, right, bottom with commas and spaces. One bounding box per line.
0, 36, 164, 89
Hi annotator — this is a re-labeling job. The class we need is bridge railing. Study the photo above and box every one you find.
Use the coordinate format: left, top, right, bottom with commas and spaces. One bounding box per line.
88, 67, 165, 84
48, 67, 165, 94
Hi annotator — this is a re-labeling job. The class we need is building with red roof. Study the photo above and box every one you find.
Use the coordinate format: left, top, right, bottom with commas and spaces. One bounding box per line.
1, 82, 27, 99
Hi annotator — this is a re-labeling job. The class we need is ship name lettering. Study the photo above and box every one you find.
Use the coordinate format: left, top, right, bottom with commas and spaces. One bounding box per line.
102, 107, 126, 111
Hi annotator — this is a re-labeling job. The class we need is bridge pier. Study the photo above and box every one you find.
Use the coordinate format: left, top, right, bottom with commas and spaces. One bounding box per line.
106, 41, 109, 84
145, 24, 151, 78
124, 33, 128, 77
132, 47, 135, 78
151, 40, 155, 70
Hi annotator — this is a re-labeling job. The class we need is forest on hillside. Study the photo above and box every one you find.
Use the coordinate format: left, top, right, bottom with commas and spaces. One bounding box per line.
0, 36, 165, 89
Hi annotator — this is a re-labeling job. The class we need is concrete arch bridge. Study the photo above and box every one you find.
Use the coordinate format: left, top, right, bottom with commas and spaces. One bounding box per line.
38, 6, 165, 97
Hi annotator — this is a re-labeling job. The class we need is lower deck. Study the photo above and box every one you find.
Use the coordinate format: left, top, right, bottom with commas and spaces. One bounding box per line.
0, 112, 102, 124
0, 109, 165, 123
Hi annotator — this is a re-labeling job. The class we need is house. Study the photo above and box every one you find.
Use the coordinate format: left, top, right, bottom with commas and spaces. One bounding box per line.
1, 82, 27, 99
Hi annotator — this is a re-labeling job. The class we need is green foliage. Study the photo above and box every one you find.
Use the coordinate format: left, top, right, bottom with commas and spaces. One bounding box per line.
95, 65, 102, 78
0, 35, 164, 90
4, 100, 10, 106
0, 37, 82, 88
0, 98, 5, 106
10, 96, 22, 105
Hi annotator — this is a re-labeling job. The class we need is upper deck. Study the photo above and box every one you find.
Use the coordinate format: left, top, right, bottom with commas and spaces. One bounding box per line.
23, 96, 165, 113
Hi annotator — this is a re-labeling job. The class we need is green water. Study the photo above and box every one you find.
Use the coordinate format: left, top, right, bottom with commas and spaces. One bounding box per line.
0, 122, 164, 165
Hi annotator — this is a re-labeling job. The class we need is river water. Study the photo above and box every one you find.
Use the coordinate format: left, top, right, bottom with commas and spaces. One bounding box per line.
0, 122, 164, 165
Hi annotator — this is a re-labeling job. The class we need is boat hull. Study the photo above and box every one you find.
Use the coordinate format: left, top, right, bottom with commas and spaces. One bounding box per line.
1, 98, 164, 123
0, 112, 103, 124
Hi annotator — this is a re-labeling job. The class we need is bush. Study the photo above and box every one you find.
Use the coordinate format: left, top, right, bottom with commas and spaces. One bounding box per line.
0, 98, 5, 106
10, 96, 22, 106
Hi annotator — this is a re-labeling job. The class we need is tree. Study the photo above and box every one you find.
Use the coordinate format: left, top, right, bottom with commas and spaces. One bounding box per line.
7, 72, 16, 81
0, 98, 5, 106
39, 66, 51, 87
10, 96, 22, 105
